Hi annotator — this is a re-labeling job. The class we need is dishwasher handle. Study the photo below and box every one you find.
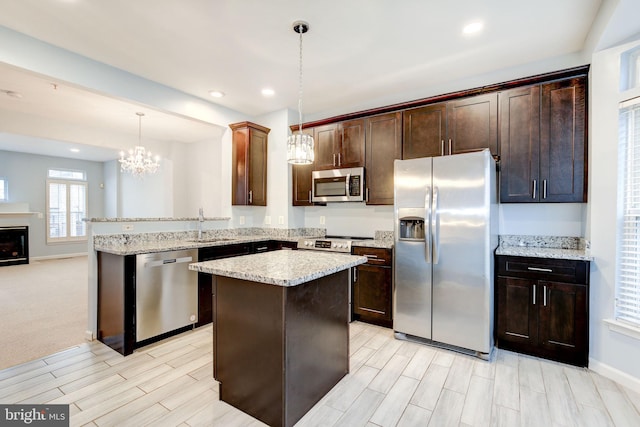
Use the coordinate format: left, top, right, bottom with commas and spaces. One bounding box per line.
145, 256, 194, 268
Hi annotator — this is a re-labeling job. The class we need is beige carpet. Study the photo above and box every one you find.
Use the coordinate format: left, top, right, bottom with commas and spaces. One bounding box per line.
0, 256, 88, 370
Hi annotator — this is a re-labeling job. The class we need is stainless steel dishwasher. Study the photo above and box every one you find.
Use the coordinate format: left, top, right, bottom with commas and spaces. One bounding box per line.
136, 249, 198, 342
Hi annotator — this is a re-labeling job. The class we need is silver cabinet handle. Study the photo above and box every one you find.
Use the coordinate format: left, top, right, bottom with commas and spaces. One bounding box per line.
353, 267, 358, 282
366, 188, 369, 203
308, 190, 312, 202
448, 139, 452, 155
527, 267, 553, 272
441, 140, 445, 156
333, 153, 337, 166
544, 285, 547, 306
248, 190, 253, 204
338, 153, 342, 166
543, 179, 547, 199
532, 179, 537, 199
533, 284, 537, 305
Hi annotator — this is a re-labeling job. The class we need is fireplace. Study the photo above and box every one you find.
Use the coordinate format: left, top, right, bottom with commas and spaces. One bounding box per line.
0, 226, 29, 266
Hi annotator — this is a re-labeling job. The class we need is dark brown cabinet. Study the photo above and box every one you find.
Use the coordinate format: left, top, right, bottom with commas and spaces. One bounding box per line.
352, 246, 393, 328
365, 112, 402, 205
292, 128, 315, 206
496, 255, 589, 367
313, 119, 365, 170
403, 93, 498, 159
230, 121, 270, 206
499, 76, 587, 203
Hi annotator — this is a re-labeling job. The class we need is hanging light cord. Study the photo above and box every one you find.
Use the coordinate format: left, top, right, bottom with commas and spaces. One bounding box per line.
297, 22, 304, 136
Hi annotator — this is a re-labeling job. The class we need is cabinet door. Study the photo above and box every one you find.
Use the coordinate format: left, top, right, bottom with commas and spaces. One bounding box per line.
338, 119, 365, 168
499, 86, 541, 202
313, 124, 339, 169
496, 276, 538, 346
248, 127, 268, 206
365, 112, 402, 205
353, 264, 392, 323
539, 77, 587, 202
292, 163, 313, 206
538, 280, 588, 360
447, 93, 498, 156
403, 103, 447, 159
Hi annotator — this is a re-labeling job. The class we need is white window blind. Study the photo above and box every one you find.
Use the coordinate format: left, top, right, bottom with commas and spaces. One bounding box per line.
0, 178, 6, 201
46, 178, 87, 243
617, 97, 640, 327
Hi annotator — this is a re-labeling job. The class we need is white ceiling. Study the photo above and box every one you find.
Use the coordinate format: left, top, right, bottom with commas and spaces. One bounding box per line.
0, 0, 635, 162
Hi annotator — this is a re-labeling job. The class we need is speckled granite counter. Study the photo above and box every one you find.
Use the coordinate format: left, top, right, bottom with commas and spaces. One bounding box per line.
189, 250, 367, 286
495, 235, 592, 261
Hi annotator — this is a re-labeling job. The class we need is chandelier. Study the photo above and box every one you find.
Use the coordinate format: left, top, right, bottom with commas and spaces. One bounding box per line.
287, 20, 315, 165
119, 112, 160, 177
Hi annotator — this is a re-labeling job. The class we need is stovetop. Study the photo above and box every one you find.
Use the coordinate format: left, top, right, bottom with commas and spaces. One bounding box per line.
297, 236, 372, 253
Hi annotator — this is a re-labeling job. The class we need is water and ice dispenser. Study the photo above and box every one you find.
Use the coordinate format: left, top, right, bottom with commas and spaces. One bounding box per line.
399, 217, 425, 240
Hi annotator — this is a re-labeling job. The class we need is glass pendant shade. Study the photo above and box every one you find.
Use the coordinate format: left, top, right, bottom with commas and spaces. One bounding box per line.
287, 132, 314, 164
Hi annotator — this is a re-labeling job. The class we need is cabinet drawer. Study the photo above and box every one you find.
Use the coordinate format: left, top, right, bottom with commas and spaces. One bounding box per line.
352, 247, 392, 266
496, 255, 588, 284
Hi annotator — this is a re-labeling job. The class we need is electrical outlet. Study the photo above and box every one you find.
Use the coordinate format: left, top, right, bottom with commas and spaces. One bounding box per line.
122, 224, 134, 231
265, 216, 272, 225
320, 216, 326, 225
239, 216, 245, 225
278, 216, 284, 225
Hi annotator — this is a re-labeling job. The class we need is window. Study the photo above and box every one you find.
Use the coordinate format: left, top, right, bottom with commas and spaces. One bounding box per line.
0, 178, 6, 201
46, 169, 87, 243
617, 97, 640, 327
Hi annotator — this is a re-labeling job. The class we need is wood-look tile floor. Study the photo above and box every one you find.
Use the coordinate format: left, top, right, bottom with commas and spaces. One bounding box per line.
1, 322, 640, 427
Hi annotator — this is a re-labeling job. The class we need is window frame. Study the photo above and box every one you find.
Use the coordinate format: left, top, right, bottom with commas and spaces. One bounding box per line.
616, 96, 640, 329
45, 175, 88, 244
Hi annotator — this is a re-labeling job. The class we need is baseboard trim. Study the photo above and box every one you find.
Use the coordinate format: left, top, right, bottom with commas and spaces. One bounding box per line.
84, 330, 95, 341
589, 357, 640, 393
30, 252, 88, 261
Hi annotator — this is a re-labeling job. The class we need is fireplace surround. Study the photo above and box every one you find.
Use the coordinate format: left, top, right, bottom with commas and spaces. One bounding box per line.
0, 226, 29, 266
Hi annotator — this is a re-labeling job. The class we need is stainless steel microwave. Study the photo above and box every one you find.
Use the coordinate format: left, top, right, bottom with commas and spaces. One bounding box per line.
312, 167, 365, 202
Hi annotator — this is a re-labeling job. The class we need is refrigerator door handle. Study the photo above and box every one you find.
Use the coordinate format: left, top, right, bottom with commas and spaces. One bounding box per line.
432, 186, 440, 264
425, 187, 432, 263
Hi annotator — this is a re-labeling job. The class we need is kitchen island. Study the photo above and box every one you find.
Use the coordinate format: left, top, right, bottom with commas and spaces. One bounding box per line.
190, 250, 367, 427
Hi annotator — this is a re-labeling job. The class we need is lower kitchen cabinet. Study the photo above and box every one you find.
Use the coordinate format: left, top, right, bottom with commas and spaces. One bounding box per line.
352, 246, 393, 328
198, 243, 251, 326
495, 255, 589, 367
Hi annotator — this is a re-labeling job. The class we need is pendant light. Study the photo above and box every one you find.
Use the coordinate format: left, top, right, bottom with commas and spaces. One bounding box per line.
287, 20, 315, 165
119, 112, 160, 177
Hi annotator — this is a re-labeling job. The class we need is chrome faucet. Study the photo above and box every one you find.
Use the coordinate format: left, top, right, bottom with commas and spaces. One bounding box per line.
198, 207, 204, 240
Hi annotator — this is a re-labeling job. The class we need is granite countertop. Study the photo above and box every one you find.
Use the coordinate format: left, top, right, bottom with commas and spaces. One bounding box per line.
189, 250, 367, 287
352, 239, 394, 249
495, 235, 592, 261
94, 235, 287, 256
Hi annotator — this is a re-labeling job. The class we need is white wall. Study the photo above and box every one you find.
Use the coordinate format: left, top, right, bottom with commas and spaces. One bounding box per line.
586, 37, 640, 388
499, 204, 586, 237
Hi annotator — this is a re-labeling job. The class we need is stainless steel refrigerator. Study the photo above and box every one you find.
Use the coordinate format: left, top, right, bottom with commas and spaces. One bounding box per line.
393, 149, 497, 359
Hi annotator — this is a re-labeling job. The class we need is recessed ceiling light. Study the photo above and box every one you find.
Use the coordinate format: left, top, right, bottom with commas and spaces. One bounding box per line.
463, 21, 484, 35
261, 88, 275, 97
70, 148, 80, 153
209, 90, 225, 98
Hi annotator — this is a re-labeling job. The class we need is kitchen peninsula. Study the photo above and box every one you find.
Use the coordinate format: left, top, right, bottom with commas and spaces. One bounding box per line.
189, 250, 367, 427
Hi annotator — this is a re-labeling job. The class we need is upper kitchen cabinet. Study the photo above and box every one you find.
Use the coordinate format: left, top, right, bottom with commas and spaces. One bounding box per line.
402, 103, 446, 158
292, 128, 315, 206
500, 76, 587, 203
365, 112, 402, 205
230, 121, 270, 206
314, 119, 365, 170
403, 93, 498, 159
